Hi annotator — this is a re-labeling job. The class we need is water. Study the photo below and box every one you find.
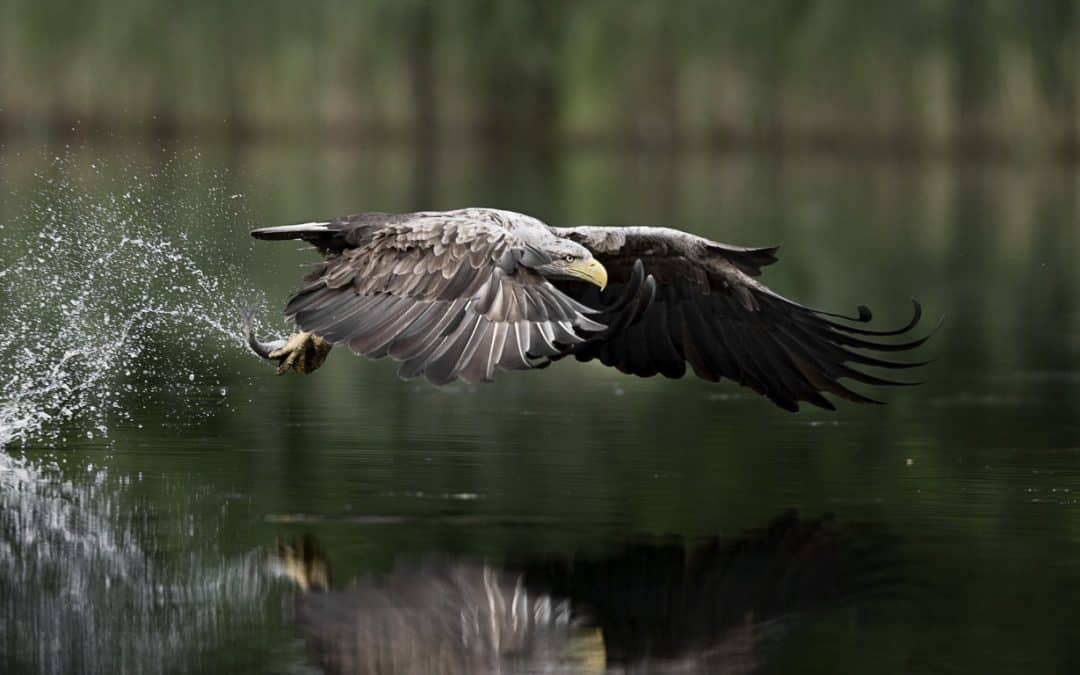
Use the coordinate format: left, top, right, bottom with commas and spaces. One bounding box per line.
1, 142, 1079, 674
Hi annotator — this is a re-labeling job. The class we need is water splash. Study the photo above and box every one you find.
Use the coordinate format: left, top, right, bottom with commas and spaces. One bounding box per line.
0, 153, 265, 448
0, 153, 290, 673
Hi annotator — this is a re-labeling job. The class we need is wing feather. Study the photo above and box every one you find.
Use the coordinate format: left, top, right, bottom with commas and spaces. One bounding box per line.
553, 225, 931, 411
263, 211, 929, 406
280, 211, 606, 385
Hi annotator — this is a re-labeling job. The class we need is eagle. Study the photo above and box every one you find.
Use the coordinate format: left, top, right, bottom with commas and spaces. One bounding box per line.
246, 208, 929, 411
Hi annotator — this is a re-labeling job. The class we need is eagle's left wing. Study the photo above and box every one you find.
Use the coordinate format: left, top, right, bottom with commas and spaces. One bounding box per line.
551, 226, 931, 411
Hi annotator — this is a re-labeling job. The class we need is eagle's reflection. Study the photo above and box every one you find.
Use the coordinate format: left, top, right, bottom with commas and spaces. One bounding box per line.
273, 511, 896, 674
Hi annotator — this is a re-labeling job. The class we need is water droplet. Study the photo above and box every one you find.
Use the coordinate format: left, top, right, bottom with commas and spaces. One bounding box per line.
0, 154, 264, 448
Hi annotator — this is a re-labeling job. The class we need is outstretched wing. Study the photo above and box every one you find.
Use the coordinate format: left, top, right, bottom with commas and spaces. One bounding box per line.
552, 226, 930, 411
272, 213, 604, 385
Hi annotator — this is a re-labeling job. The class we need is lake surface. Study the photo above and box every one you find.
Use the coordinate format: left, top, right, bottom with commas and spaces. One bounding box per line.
1, 141, 1078, 674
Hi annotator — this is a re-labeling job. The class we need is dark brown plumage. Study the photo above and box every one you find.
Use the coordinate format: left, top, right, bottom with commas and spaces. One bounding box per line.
551, 226, 929, 411
250, 208, 930, 411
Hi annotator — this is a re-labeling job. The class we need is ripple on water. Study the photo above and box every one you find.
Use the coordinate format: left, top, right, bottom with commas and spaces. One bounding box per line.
0, 450, 291, 674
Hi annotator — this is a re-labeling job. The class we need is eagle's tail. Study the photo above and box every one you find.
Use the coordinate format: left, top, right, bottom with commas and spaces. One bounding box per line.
251, 221, 347, 253
250, 221, 332, 242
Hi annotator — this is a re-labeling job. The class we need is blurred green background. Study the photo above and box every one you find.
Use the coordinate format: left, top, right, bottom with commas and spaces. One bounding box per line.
4, 3, 1080, 674
4, 0, 1080, 157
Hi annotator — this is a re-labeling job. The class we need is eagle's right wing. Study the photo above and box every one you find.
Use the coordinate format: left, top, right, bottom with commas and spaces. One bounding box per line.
254, 213, 604, 385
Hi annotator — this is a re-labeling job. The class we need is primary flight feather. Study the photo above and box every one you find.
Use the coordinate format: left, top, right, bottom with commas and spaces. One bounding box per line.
248, 208, 929, 411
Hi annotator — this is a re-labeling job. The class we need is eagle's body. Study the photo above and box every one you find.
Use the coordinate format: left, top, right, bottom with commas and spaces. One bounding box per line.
250, 208, 928, 411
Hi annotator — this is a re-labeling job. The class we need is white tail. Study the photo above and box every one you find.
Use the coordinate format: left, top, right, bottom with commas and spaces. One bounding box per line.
250, 221, 331, 240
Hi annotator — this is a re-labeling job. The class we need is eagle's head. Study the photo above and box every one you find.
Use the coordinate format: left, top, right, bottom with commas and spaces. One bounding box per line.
525, 238, 608, 290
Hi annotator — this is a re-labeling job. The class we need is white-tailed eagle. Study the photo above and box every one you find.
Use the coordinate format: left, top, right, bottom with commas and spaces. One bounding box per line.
247, 208, 929, 411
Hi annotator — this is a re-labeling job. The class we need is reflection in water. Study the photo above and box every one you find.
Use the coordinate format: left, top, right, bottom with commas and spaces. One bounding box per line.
278, 512, 895, 674
278, 536, 595, 674
0, 452, 285, 674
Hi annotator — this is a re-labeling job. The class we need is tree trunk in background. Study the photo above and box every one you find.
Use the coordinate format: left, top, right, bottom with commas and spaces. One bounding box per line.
646, 17, 681, 149
406, 0, 438, 149
1044, 0, 1078, 159
465, 0, 565, 148
948, 0, 995, 155
222, 4, 250, 141
406, 0, 438, 206
1061, 68, 1079, 161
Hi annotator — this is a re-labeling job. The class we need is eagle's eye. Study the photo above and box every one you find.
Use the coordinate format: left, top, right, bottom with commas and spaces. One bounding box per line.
564, 255, 575, 262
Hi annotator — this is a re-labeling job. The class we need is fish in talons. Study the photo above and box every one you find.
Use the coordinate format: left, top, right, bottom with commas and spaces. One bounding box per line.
241, 308, 331, 375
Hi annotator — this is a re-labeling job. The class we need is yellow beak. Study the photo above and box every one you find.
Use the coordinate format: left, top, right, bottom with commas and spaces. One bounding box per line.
568, 258, 608, 290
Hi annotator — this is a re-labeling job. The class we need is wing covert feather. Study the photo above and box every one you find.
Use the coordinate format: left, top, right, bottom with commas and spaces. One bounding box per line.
284, 212, 605, 384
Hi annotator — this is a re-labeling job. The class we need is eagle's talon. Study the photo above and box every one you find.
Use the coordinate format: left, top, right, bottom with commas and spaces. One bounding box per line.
262, 332, 331, 375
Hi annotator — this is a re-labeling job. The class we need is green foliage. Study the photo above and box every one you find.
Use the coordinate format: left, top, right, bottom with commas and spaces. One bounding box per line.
3, 0, 1080, 153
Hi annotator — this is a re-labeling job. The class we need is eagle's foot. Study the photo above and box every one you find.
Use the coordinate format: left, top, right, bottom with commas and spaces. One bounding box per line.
268, 332, 332, 375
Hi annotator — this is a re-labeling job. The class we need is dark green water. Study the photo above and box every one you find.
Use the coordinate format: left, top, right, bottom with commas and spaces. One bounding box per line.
1, 142, 1079, 674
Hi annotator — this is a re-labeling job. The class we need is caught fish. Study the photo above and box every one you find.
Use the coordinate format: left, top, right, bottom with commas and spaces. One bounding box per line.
240, 308, 330, 375
240, 307, 285, 359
